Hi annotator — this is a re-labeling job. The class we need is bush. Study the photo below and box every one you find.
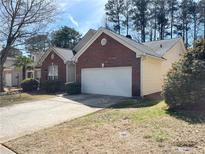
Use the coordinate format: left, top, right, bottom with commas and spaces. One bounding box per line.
40, 80, 64, 93
162, 39, 205, 110
21, 78, 39, 92
65, 82, 81, 95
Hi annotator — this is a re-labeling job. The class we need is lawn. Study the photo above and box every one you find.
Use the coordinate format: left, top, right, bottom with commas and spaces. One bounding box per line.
4, 99, 205, 154
0, 93, 55, 107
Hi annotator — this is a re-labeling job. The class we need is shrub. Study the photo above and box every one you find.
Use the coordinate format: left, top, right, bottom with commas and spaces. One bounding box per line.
40, 80, 64, 93
21, 78, 39, 92
65, 82, 81, 95
162, 39, 205, 110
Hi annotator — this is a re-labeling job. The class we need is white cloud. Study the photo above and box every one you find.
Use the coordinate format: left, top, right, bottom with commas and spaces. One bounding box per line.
51, 0, 108, 34
68, 14, 79, 27
57, 0, 84, 10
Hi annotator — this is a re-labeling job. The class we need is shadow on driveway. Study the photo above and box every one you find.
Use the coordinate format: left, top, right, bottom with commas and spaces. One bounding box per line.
62, 94, 128, 108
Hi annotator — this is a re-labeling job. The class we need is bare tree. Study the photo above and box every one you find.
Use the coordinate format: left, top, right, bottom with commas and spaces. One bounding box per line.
0, 0, 56, 92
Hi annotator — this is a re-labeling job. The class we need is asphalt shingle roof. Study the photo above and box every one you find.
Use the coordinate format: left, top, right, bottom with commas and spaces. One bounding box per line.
73, 29, 97, 53
143, 38, 181, 57
53, 47, 74, 61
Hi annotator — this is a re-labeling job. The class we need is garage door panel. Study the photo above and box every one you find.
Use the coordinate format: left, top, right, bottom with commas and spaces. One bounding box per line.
81, 67, 132, 97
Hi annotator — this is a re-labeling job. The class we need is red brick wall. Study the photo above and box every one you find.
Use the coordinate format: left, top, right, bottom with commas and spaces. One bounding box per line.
41, 51, 66, 82
76, 33, 141, 96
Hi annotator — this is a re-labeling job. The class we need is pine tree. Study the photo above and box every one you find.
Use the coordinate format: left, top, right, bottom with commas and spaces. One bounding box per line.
189, 0, 201, 41
167, 0, 179, 39
156, 0, 168, 40
105, 0, 124, 34
199, 0, 205, 39
132, 0, 150, 42
149, 0, 158, 40
122, 0, 133, 35
179, 0, 192, 48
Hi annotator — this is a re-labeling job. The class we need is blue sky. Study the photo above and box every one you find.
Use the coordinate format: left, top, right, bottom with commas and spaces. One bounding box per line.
48, 0, 108, 35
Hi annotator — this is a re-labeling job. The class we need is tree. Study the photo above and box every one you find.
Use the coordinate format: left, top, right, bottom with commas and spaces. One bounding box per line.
189, 0, 201, 41
15, 56, 32, 80
132, 0, 150, 42
199, 0, 205, 39
150, 0, 158, 40
25, 34, 50, 55
177, 0, 192, 48
122, 0, 133, 35
167, 0, 179, 39
156, 0, 168, 40
51, 26, 81, 49
0, 0, 56, 92
105, 0, 124, 34
162, 39, 205, 110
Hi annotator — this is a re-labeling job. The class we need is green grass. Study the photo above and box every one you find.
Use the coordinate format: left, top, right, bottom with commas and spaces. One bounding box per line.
71, 99, 167, 127
0, 93, 55, 107
73, 98, 204, 126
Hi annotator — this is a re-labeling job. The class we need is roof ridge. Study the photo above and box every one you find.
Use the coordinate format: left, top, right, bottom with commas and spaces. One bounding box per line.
53, 46, 72, 51
143, 37, 181, 44
103, 28, 161, 57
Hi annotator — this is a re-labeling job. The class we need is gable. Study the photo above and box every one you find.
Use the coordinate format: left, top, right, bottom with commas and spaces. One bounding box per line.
163, 39, 186, 58
38, 47, 73, 65
42, 51, 64, 66
78, 33, 138, 64
74, 29, 147, 62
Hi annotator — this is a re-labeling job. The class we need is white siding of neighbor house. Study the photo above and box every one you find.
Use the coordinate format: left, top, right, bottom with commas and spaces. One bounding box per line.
66, 62, 76, 83
12, 68, 23, 86
141, 56, 163, 96
141, 41, 185, 96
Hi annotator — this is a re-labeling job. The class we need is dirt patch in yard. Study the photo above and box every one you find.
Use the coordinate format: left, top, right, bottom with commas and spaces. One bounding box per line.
4, 100, 205, 154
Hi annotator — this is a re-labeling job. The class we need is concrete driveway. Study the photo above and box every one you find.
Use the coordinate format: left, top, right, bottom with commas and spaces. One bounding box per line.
0, 94, 125, 143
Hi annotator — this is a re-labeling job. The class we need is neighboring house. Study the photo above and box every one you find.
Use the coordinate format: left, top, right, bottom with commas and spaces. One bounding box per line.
73, 28, 186, 97
3, 57, 23, 87
26, 52, 44, 80
38, 47, 75, 83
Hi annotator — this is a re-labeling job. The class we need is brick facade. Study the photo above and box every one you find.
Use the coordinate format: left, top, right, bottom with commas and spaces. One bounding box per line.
76, 33, 141, 96
41, 51, 66, 82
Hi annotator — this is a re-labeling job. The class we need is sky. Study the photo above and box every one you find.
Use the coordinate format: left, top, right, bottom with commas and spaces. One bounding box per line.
48, 0, 108, 35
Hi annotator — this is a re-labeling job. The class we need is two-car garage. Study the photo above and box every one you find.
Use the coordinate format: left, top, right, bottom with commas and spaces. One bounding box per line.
81, 67, 132, 97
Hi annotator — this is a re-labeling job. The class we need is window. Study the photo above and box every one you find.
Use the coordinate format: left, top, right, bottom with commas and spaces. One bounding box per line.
48, 65, 58, 80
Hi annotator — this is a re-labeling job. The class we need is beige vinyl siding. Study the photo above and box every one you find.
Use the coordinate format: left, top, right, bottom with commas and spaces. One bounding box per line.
141, 56, 163, 96
141, 41, 185, 96
161, 41, 185, 79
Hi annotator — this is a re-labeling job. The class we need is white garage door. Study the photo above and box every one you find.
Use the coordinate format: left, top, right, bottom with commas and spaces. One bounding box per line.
81, 67, 132, 97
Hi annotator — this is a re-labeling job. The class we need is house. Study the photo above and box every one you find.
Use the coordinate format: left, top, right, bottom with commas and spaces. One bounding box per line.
73, 28, 186, 97
3, 57, 23, 87
38, 47, 75, 83
26, 52, 44, 80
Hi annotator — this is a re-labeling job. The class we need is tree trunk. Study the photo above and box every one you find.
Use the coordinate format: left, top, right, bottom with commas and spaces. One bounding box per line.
204, 8, 205, 39
154, 10, 157, 40
171, 9, 173, 39
126, 14, 129, 35
150, 29, 153, 41
185, 22, 188, 48
22, 66, 26, 80
141, 26, 145, 42
0, 65, 4, 92
194, 17, 197, 41
182, 21, 185, 42
160, 24, 163, 40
